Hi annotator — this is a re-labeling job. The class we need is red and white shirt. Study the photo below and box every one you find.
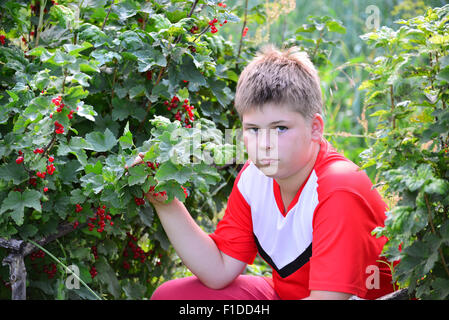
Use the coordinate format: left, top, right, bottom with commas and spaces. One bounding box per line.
210, 138, 394, 299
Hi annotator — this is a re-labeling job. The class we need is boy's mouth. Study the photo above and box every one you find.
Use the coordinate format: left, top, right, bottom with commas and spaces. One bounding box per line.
258, 159, 279, 165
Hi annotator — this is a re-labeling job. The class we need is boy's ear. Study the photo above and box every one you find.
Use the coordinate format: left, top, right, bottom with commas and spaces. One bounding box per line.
310, 113, 324, 142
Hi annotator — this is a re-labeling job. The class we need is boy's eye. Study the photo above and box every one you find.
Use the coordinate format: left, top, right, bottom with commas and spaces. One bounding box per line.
276, 126, 288, 133
246, 127, 287, 134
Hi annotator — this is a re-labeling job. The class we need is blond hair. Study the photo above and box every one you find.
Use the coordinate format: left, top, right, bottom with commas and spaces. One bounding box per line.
234, 44, 323, 121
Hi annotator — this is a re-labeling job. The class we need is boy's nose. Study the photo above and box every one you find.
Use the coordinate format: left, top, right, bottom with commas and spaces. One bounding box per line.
258, 128, 277, 149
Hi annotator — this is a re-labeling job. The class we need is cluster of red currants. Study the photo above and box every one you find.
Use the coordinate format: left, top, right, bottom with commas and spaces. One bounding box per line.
15, 149, 56, 193
28, 250, 56, 279
134, 196, 145, 206
48, 96, 78, 133
87, 205, 113, 233
91, 245, 99, 260
30, 249, 45, 261
89, 266, 98, 279
90, 246, 99, 278
43, 263, 57, 279
208, 16, 228, 34
164, 96, 195, 128
122, 232, 150, 269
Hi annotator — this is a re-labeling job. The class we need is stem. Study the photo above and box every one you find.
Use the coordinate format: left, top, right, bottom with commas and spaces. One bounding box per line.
236, 0, 249, 64
311, 30, 324, 61
110, 66, 118, 100
28, 240, 103, 300
187, 0, 199, 17
137, 66, 165, 132
101, 1, 114, 31
35, 0, 48, 47
280, 15, 286, 44
192, 25, 211, 42
42, 131, 57, 159
424, 194, 449, 279
390, 85, 396, 130
62, 68, 68, 94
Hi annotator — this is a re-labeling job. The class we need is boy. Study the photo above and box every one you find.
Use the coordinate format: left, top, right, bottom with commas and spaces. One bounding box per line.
145, 45, 394, 300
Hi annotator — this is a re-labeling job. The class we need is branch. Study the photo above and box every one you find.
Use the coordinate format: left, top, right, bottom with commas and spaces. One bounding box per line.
390, 85, 396, 129
42, 131, 57, 159
34, 0, 48, 47
236, 0, 249, 65
0, 222, 87, 257
101, 1, 114, 31
193, 25, 211, 42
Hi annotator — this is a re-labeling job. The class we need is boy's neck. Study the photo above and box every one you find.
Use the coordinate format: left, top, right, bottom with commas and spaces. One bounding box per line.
276, 142, 321, 197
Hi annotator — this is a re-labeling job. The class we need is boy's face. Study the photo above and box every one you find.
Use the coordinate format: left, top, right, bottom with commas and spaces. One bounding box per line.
241, 103, 323, 179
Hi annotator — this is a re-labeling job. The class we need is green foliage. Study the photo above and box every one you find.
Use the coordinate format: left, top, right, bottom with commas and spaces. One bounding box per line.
360, 5, 449, 299
0, 0, 245, 299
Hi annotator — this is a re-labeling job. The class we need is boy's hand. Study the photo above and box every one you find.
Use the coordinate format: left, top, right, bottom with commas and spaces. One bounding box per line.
125, 153, 170, 206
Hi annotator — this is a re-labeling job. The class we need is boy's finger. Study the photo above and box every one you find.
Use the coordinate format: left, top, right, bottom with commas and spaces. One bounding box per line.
126, 152, 146, 169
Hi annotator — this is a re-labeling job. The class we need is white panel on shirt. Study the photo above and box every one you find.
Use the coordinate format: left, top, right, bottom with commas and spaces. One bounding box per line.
237, 161, 319, 274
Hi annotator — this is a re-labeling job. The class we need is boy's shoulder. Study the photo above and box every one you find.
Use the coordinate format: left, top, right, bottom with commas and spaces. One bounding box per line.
315, 140, 380, 203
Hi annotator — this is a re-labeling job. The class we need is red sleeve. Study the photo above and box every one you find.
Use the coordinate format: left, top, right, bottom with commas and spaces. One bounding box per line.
309, 190, 385, 297
209, 175, 258, 265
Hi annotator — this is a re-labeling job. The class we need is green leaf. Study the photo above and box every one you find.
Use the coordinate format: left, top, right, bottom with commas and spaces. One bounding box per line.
80, 172, 105, 194
0, 161, 29, 184
77, 102, 97, 122
50, 4, 75, 28
424, 179, 448, 195
78, 23, 110, 47
432, 278, 449, 299
100, 185, 122, 208
53, 193, 71, 219
207, 77, 232, 107
65, 86, 89, 102
85, 129, 117, 152
58, 160, 82, 185
326, 20, 346, 34
127, 164, 148, 186
111, 0, 139, 21
122, 279, 146, 299
180, 55, 206, 87
119, 122, 134, 149
19, 224, 38, 239
0, 190, 42, 225
436, 66, 449, 83
135, 47, 167, 72
70, 189, 87, 205
63, 42, 93, 56
85, 160, 103, 175
111, 97, 131, 121
155, 161, 193, 185
95, 257, 120, 298
27, 46, 51, 58
138, 206, 154, 227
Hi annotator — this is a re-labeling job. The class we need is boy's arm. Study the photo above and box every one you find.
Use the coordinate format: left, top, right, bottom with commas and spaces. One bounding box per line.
150, 197, 247, 289
303, 291, 352, 300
